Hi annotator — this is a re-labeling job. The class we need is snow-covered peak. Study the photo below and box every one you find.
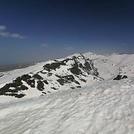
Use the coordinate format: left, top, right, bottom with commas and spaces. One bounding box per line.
0, 54, 100, 99
0, 52, 134, 100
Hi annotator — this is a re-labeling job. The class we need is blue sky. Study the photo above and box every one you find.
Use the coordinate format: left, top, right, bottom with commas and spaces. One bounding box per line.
0, 0, 134, 65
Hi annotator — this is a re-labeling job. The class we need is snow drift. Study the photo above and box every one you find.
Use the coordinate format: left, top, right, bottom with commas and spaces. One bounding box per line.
0, 79, 134, 134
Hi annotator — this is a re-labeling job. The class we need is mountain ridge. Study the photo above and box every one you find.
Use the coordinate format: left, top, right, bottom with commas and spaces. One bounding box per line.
0, 53, 100, 99
0, 52, 134, 100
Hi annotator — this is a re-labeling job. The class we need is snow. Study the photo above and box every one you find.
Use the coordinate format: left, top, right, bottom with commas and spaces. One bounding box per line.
1, 52, 134, 133
84, 52, 134, 79
0, 53, 100, 99
1, 52, 134, 86
0, 79, 134, 134
0, 62, 46, 85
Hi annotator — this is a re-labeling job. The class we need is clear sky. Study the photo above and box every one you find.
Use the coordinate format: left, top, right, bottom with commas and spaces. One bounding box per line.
0, 0, 134, 65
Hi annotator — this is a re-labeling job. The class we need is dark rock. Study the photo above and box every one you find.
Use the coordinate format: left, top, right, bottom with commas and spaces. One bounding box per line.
47, 73, 52, 77
40, 71, 47, 74
42, 92, 47, 94
70, 56, 82, 75
4, 93, 25, 98
21, 74, 31, 82
0, 83, 27, 98
71, 87, 75, 89
13, 85, 28, 92
57, 79, 64, 85
43, 80, 49, 84
55, 74, 61, 78
43, 61, 66, 71
74, 80, 80, 85
70, 65, 82, 75
80, 79, 86, 82
76, 86, 81, 88
37, 81, 44, 91
51, 87, 58, 90
57, 75, 75, 85
122, 75, 128, 79
18, 85, 28, 90
14, 94, 25, 98
33, 74, 43, 80
84, 62, 92, 70
113, 75, 128, 80
27, 79, 35, 88
13, 77, 23, 86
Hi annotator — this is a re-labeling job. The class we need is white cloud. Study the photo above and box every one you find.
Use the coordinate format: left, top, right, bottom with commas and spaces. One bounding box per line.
10, 33, 24, 39
0, 25, 6, 31
0, 25, 25, 39
41, 43, 48, 48
0, 31, 9, 37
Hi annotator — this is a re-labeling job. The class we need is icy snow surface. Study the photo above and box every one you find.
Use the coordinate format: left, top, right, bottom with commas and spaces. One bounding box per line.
0, 79, 134, 134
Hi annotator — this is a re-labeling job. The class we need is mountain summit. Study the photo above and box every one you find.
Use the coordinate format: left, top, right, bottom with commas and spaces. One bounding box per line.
0, 52, 134, 100
0, 54, 100, 98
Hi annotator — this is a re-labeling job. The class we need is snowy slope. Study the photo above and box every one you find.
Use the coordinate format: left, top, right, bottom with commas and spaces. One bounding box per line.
84, 52, 134, 79
0, 52, 134, 133
0, 52, 134, 100
0, 54, 100, 99
0, 78, 134, 134
0, 62, 46, 85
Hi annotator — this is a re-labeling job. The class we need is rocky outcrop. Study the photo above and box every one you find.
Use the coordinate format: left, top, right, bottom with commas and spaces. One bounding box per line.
0, 54, 100, 98
113, 75, 128, 80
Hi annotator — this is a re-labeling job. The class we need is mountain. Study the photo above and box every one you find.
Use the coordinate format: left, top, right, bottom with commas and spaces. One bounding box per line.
0, 52, 134, 100
1, 52, 134, 133
0, 53, 100, 99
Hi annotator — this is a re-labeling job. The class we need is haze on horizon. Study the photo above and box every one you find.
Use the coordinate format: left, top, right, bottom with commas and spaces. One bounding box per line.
0, 0, 134, 65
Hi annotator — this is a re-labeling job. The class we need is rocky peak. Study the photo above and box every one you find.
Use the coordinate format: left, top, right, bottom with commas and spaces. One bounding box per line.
0, 54, 100, 98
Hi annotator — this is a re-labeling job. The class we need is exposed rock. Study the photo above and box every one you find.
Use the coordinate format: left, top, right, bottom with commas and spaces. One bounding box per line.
37, 81, 44, 91
80, 79, 86, 82
43, 61, 66, 71
57, 75, 75, 85
113, 75, 128, 80
76, 86, 81, 88
27, 79, 35, 88
70, 65, 82, 75
13, 77, 23, 86
0, 84, 28, 98
71, 87, 75, 89
21, 74, 31, 82
43, 80, 49, 84
0, 54, 101, 98
51, 87, 58, 90
47, 73, 52, 77
33, 74, 43, 80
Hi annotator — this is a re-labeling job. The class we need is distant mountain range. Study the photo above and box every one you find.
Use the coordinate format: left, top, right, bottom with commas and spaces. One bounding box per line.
0, 63, 35, 72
